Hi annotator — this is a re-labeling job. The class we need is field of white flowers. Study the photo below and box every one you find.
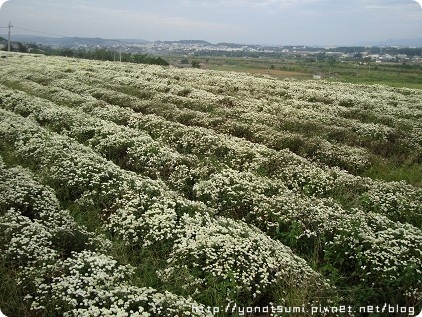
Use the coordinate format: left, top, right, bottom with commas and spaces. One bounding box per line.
0, 53, 421, 316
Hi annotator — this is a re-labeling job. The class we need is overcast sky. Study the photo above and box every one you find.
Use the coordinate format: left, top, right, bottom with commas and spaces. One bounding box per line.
0, 0, 421, 45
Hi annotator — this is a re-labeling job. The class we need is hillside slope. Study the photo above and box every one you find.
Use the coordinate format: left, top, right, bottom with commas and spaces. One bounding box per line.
0, 53, 421, 316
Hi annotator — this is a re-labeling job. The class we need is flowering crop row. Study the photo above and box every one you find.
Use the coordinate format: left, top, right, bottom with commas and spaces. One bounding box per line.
1, 67, 420, 211
0, 158, 211, 316
0, 105, 329, 312
1, 81, 420, 228
0, 53, 421, 313
3, 54, 421, 171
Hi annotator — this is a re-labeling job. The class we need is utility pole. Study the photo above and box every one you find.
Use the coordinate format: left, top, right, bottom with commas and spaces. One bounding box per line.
8, 21, 13, 52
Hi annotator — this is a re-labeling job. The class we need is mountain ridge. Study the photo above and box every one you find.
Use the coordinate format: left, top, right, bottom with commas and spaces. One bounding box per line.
2, 34, 422, 48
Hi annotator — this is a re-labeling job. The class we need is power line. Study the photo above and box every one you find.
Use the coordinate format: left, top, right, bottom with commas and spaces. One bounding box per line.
1, 23, 67, 52
13, 26, 65, 38
1, 24, 68, 51
0, 24, 66, 37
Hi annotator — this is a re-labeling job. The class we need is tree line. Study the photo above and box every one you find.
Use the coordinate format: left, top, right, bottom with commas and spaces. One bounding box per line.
1, 41, 169, 66
45, 47, 169, 66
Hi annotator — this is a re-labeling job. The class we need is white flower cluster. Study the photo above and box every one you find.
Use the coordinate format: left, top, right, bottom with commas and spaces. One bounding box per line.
5, 81, 416, 234
0, 108, 181, 246
352, 122, 395, 142
0, 108, 329, 307
159, 213, 329, 302
42, 251, 210, 317
5, 53, 421, 172
326, 210, 422, 301
0, 157, 211, 317
1, 53, 421, 309
189, 167, 331, 235
0, 160, 59, 217
1, 208, 58, 268
0, 84, 192, 181
0, 158, 106, 256
361, 180, 422, 225
2, 61, 418, 214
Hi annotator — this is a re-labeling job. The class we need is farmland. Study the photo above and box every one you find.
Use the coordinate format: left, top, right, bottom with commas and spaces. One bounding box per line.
0, 53, 421, 316
193, 56, 422, 90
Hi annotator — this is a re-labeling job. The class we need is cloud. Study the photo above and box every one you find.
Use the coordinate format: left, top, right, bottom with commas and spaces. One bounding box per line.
1, 0, 421, 44
0, 0, 9, 10
415, 0, 422, 7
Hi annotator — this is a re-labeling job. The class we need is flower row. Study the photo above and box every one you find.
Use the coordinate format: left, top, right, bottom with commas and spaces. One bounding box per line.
0, 107, 328, 307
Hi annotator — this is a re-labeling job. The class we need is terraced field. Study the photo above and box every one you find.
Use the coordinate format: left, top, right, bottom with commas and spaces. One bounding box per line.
0, 53, 421, 316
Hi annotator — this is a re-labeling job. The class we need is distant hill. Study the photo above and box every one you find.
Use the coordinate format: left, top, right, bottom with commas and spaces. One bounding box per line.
1, 35, 149, 47
2, 34, 421, 49
156, 40, 212, 45
216, 42, 245, 48
358, 38, 422, 47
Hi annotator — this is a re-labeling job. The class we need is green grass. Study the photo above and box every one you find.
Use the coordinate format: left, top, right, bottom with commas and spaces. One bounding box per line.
0, 261, 32, 317
363, 159, 422, 187
167, 55, 422, 89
